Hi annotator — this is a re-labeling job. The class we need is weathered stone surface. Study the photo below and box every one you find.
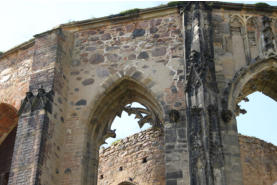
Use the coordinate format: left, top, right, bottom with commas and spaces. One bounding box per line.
98, 128, 165, 185
152, 47, 166, 57
106, 53, 121, 62
132, 29, 145, 38
137, 51, 149, 59
89, 53, 104, 64
82, 78, 94, 86
0, 2, 276, 185
75, 99, 87, 106
128, 54, 136, 60
98, 129, 277, 185
239, 135, 277, 185
150, 27, 158, 34
101, 33, 111, 40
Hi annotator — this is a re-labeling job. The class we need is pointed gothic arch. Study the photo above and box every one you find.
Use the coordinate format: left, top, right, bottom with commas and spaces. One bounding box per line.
81, 77, 164, 185
0, 103, 18, 145
226, 57, 277, 113
0, 103, 18, 185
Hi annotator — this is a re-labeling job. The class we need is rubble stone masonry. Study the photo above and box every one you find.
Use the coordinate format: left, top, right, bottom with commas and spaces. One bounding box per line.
0, 2, 277, 184
98, 128, 277, 185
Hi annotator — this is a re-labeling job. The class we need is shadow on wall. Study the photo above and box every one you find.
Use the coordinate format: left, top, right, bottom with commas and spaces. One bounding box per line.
0, 103, 18, 185
118, 182, 135, 185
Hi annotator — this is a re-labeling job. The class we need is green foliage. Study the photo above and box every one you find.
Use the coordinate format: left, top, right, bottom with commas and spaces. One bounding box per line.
207, 2, 214, 7
255, 2, 270, 8
111, 139, 121, 145
167, 1, 187, 7
119, 8, 140, 16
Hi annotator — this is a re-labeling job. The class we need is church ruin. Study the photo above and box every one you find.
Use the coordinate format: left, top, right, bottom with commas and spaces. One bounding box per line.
0, 2, 277, 185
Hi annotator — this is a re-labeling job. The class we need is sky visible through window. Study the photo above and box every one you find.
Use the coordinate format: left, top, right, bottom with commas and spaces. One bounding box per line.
237, 92, 277, 145
101, 102, 151, 148
0, 1, 276, 146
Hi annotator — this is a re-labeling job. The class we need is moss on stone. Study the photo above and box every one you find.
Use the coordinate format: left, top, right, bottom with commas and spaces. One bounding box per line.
111, 139, 121, 145
167, 1, 187, 7
255, 2, 270, 8
119, 8, 140, 16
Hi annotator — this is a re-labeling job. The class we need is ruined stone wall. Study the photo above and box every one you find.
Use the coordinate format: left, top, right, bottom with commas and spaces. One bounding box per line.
0, 45, 34, 109
98, 128, 165, 185
1, 32, 61, 185
212, 7, 277, 92
98, 129, 277, 185
239, 134, 277, 185
58, 8, 190, 185
0, 2, 276, 185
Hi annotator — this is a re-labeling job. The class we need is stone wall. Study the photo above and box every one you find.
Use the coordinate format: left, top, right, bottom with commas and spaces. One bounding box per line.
0, 44, 34, 110
58, 8, 190, 185
239, 134, 277, 185
98, 129, 277, 185
98, 128, 165, 185
0, 2, 276, 185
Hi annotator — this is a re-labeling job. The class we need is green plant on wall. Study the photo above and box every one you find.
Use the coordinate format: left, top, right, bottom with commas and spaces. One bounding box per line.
111, 139, 121, 146
119, 8, 140, 16
255, 2, 270, 7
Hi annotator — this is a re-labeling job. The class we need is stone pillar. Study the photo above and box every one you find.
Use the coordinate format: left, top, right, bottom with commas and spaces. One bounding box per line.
82, 135, 100, 185
8, 89, 53, 185
220, 116, 244, 185
164, 109, 190, 185
182, 2, 226, 185
7, 31, 58, 185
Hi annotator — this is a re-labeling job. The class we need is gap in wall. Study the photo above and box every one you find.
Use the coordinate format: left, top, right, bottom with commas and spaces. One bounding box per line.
100, 102, 152, 148
237, 91, 277, 146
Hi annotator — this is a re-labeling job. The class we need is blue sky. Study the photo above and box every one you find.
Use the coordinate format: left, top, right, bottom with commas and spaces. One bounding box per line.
237, 92, 277, 145
1, 1, 276, 146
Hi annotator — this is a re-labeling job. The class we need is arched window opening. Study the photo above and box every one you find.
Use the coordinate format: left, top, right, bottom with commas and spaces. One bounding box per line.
237, 92, 277, 145
229, 59, 277, 185
0, 103, 18, 185
101, 102, 153, 148
236, 92, 277, 185
83, 78, 164, 185
0, 126, 17, 185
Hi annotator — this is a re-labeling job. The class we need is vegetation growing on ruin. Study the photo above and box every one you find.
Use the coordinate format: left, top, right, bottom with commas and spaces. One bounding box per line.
167, 1, 187, 7
119, 8, 140, 16
111, 139, 121, 146
255, 2, 270, 8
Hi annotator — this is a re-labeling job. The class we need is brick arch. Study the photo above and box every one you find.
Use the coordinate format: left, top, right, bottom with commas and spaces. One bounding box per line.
0, 103, 18, 145
226, 57, 277, 113
81, 77, 164, 185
